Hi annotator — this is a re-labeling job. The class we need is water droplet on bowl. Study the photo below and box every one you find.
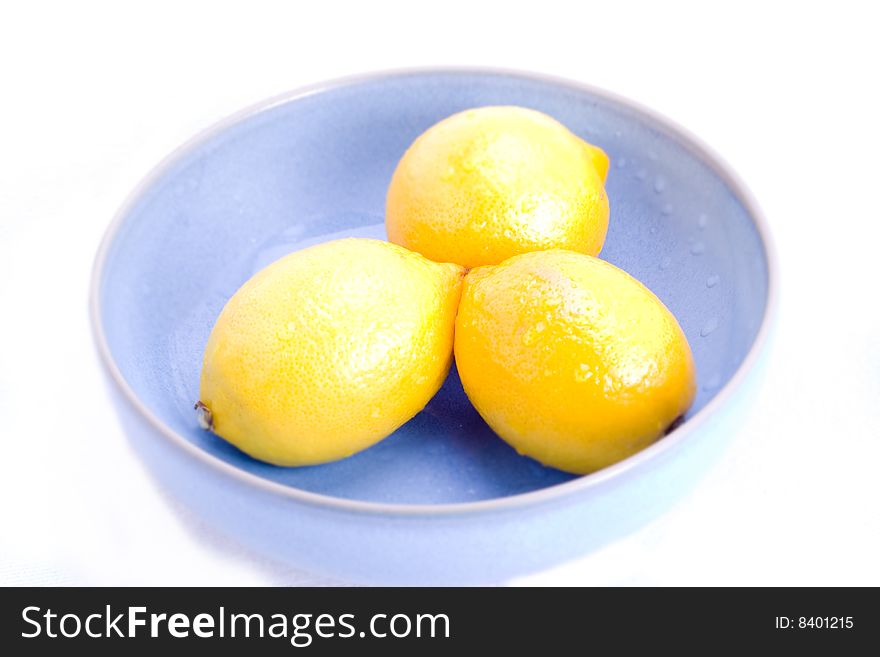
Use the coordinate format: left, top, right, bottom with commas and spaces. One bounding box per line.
702, 373, 722, 391
659, 256, 671, 271
616, 157, 627, 169
706, 274, 720, 288
690, 241, 706, 255
661, 203, 673, 216
698, 213, 708, 229
653, 177, 667, 193
700, 317, 719, 337
635, 169, 648, 181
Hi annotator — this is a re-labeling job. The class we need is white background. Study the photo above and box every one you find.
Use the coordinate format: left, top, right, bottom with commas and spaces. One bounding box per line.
1, 1, 878, 586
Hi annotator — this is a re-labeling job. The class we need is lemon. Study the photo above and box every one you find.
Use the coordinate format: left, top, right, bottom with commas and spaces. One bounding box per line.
198, 238, 465, 466
386, 106, 610, 268
454, 250, 696, 474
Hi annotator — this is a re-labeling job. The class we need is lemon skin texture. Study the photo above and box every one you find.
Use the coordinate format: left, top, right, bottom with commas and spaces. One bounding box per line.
386, 106, 610, 268
199, 238, 465, 466
454, 250, 696, 474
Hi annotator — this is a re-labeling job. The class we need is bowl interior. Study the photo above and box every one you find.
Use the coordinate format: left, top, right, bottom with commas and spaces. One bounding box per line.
98, 71, 770, 504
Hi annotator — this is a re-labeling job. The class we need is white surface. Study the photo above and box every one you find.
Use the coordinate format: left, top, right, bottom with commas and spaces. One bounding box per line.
1, 1, 878, 586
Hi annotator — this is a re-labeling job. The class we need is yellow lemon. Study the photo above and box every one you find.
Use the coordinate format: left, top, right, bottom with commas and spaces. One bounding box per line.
386, 106, 610, 268
198, 238, 464, 466
454, 250, 696, 474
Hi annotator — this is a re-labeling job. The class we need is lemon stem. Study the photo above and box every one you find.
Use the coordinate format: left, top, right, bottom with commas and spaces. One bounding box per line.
194, 401, 214, 431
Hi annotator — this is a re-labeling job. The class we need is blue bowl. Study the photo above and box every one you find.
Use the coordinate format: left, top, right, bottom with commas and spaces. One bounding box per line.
91, 69, 777, 584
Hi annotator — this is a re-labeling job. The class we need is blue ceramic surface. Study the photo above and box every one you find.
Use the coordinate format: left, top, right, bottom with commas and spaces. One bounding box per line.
92, 69, 776, 583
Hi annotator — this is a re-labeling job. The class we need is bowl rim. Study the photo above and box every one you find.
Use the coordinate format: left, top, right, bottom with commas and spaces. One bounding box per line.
89, 66, 779, 517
